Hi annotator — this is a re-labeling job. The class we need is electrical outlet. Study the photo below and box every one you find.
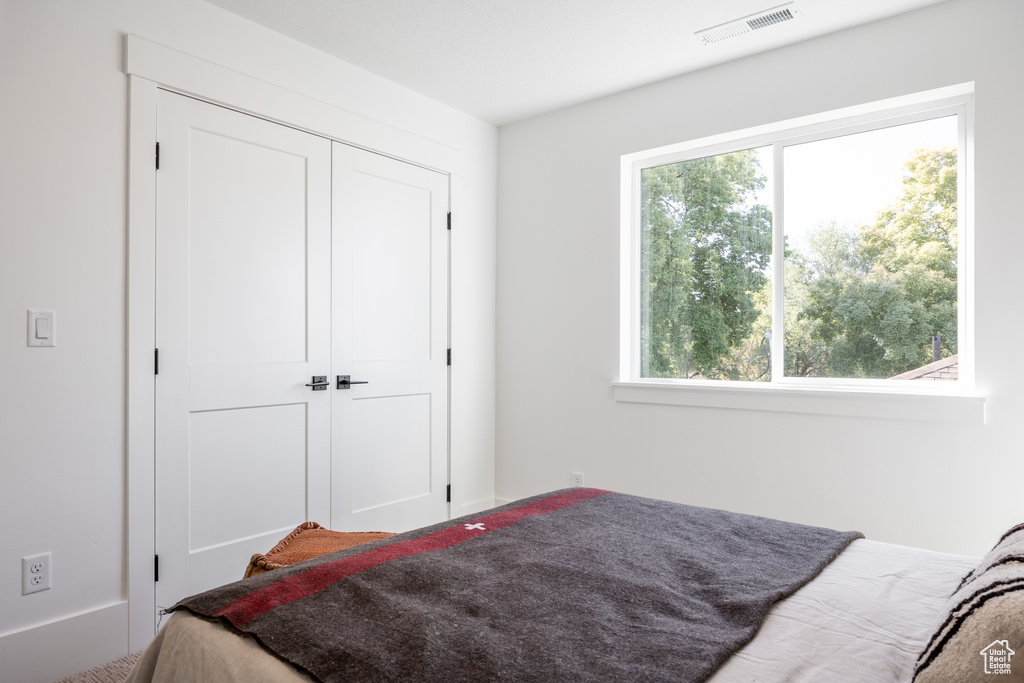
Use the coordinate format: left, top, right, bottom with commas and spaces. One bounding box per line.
571, 471, 585, 488
22, 552, 51, 595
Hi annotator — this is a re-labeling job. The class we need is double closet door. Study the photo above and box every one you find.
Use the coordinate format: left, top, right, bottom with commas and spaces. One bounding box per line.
154, 91, 449, 613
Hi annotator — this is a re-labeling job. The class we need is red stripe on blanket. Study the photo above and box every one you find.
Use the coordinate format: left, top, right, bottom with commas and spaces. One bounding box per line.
215, 487, 611, 627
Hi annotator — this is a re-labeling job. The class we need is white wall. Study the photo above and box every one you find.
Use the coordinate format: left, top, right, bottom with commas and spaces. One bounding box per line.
496, 0, 1023, 558
0, 0, 495, 679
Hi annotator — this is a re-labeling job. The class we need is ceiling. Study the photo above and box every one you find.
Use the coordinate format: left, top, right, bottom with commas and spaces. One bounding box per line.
205, 0, 951, 126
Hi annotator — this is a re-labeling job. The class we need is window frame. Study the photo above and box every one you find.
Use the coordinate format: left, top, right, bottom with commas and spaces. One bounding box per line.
616, 84, 982, 422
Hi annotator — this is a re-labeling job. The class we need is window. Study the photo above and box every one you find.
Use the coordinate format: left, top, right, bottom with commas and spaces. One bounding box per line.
621, 87, 973, 396
639, 147, 774, 381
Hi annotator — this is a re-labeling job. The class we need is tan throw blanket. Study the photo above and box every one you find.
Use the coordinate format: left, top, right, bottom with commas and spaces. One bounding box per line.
171, 488, 862, 682
244, 522, 395, 578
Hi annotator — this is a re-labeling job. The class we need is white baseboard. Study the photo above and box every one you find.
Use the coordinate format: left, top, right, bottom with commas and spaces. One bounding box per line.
458, 497, 497, 516
494, 497, 513, 507
0, 601, 128, 683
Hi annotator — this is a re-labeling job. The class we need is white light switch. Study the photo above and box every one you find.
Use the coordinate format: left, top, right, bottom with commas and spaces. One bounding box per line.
27, 310, 55, 347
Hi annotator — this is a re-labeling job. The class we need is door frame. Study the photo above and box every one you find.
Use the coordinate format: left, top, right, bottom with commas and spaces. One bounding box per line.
125, 34, 464, 651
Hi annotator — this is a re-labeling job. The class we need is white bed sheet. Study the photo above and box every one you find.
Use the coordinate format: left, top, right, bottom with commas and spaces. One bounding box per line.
128, 538, 977, 683
711, 538, 977, 682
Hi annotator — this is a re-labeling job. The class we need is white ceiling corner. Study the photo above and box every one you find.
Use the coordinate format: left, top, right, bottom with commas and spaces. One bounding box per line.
203, 0, 952, 126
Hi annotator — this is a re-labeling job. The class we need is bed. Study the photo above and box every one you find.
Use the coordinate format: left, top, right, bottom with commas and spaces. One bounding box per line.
126, 489, 1023, 682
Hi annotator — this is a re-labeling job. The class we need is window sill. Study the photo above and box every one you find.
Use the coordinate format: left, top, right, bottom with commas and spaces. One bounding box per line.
612, 380, 985, 424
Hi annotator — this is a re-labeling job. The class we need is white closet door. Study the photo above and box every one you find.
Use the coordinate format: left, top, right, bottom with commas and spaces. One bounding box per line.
331, 143, 449, 532
155, 91, 332, 612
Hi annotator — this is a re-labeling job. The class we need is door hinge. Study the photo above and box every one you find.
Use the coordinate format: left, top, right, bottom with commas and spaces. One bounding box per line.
155, 142, 160, 170
154, 348, 159, 375
447, 212, 451, 230
446, 484, 451, 503
154, 555, 159, 582
447, 348, 451, 366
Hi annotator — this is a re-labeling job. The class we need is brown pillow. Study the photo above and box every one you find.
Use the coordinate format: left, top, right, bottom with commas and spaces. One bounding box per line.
914, 523, 1024, 682
244, 522, 394, 578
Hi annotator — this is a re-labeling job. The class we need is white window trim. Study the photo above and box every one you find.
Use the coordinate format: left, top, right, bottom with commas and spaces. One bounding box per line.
616, 83, 984, 423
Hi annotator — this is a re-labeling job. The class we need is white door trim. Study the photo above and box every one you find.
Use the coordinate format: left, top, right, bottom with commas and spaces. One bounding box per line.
124, 35, 460, 175
125, 35, 461, 652
126, 73, 158, 653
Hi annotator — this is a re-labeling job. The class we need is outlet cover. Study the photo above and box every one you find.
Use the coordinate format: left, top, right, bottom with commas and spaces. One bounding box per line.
22, 552, 51, 595
571, 471, 585, 487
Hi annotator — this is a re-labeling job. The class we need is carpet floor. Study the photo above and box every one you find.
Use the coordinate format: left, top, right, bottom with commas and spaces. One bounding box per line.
52, 653, 143, 683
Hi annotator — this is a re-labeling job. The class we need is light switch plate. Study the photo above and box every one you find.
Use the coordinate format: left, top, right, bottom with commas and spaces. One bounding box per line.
27, 310, 55, 347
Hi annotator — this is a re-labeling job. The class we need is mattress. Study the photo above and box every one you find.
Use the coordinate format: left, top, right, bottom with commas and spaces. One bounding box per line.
127, 538, 977, 682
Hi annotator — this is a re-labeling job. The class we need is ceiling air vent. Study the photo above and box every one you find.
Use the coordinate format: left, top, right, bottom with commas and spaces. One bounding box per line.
696, 3, 801, 45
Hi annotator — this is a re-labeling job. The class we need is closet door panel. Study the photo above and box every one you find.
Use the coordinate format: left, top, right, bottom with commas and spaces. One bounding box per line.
332, 143, 450, 532
155, 91, 332, 611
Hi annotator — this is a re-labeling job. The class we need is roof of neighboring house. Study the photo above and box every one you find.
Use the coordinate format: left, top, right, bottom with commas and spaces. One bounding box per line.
891, 354, 959, 381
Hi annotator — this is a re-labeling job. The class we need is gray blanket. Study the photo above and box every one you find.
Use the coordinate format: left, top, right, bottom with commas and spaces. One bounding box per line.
172, 488, 862, 682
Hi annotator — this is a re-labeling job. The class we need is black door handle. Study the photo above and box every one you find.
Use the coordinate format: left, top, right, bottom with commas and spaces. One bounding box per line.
337, 375, 369, 390
305, 376, 329, 391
